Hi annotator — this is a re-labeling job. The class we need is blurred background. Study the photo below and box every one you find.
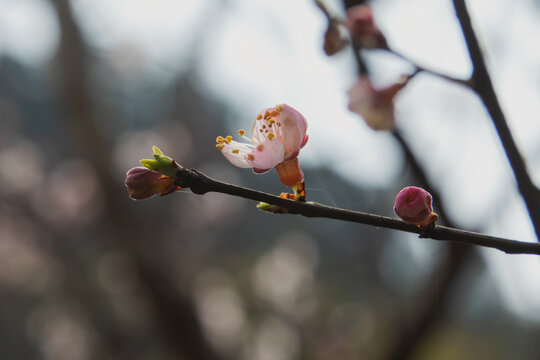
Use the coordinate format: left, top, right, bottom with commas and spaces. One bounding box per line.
1, 0, 540, 359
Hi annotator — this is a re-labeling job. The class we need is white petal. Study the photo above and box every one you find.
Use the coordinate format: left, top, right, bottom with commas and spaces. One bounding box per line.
221, 141, 253, 168
251, 117, 268, 145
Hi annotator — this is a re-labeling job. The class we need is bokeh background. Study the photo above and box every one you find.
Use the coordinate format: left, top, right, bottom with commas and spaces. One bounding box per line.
1, 0, 540, 359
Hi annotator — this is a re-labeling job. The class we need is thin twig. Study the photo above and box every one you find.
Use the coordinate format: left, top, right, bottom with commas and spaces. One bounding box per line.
314, 0, 333, 20
453, 0, 540, 240
387, 49, 473, 88
314, 0, 471, 87
173, 167, 540, 255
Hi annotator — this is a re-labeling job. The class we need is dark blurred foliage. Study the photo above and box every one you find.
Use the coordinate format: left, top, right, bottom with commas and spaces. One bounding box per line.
1, 1, 540, 360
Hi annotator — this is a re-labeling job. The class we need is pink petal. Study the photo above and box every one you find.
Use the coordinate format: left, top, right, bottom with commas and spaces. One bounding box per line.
246, 138, 285, 170
279, 104, 308, 157
300, 135, 309, 148
348, 77, 395, 131
348, 77, 375, 116
253, 167, 271, 174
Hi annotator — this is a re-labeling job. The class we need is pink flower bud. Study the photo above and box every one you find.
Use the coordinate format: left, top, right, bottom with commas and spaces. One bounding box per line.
125, 167, 178, 200
323, 22, 348, 56
394, 186, 438, 226
343, 4, 387, 49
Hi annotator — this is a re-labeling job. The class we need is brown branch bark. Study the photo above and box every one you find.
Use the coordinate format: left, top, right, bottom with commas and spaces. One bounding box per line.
172, 167, 540, 255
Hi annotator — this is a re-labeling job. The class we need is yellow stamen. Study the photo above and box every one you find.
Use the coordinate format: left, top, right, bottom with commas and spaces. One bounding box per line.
225, 135, 232, 144
277, 104, 283, 111
269, 118, 275, 124
216, 136, 225, 143
238, 129, 245, 136
232, 149, 240, 154
268, 133, 275, 140
216, 144, 225, 150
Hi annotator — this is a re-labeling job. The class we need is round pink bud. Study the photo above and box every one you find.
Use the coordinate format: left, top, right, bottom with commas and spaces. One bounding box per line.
394, 186, 438, 226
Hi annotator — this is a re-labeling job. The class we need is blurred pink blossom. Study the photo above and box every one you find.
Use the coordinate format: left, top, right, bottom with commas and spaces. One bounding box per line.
348, 76, 406, 131
323, 22, 348, 56
343, 4, 387, 49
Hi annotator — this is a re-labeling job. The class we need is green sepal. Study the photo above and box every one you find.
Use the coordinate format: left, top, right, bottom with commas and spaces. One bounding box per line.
256, 202, 288, 214
140, 146, 177, 178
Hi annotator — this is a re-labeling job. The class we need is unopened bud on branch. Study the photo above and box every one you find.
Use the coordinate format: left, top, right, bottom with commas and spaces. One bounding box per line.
125, 146, 182, 200
323, 21, 349, 56
125, 167, 178, 200
394, 186, 438, 226
344, 4, 387, 49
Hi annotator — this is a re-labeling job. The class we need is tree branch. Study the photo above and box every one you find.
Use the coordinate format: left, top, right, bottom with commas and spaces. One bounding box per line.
386, 49, 473, 88
453, 0, 540, 240
172, 167, 540, 255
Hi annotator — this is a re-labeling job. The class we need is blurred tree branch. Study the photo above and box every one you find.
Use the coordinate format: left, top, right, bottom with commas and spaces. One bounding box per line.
387, 49, 473, 88
49, 0, 224, 359
453, 0, 540, 240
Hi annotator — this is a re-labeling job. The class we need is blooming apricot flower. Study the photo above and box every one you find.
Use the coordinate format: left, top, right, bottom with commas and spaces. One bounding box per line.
348, 76, 406, 131
343, 4, 387, 49
394, 186, 438, 227
216, 104, 308, 186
